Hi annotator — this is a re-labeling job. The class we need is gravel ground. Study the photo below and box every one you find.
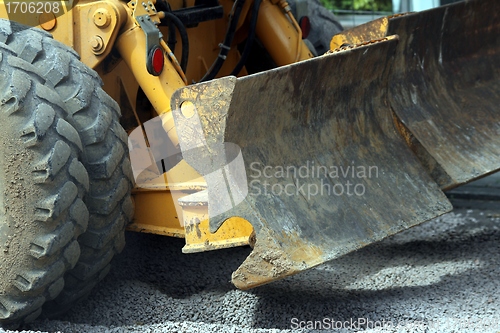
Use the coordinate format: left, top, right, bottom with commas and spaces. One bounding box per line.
2, 202, 500, 333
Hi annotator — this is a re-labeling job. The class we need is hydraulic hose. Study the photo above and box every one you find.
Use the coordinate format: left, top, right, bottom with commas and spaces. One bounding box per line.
200, 0, 246, 82
230, 0, 262, 76
155, 0, 177, 52
166, 17, 177, 53
161, 11, 190, 73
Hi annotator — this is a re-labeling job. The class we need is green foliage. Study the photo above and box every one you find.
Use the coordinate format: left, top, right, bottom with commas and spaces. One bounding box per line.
321, 0, 392, 12
320, 0, 335, 10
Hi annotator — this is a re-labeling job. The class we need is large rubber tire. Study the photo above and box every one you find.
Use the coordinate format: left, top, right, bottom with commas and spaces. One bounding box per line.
0, 40, 89, 326
245, 0, 343, 72
290, 0, 343, 55
306, 0, 343, 55
0, 21, 134, 316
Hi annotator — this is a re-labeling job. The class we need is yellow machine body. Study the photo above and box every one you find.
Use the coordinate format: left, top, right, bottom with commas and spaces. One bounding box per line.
0, 0, 313, 253
1, 0, 499, 289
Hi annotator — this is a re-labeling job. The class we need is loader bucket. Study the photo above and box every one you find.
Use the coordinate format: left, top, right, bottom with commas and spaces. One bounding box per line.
331, 0, 500, 189
386, 0, 500, 189
170, 0, 500, 289
170, 37, 451, 289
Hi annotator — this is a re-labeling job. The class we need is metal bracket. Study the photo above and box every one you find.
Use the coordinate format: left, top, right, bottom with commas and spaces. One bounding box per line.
137, 15, 162, 75
129, 0, 163, 75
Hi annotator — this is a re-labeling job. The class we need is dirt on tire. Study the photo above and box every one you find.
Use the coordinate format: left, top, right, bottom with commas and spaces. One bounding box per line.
0, 20, 134, 319
0, 41, 89, 326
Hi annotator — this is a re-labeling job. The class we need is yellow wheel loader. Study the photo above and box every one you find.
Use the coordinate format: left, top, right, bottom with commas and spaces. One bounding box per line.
0, 0, 499, 326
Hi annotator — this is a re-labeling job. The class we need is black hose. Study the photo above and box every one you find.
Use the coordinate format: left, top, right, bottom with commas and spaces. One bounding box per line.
161, 11, 190, 73
166, 18, 177, 53
155, 0, 177, 52
200, 0, 246, 82
230, 0, 261, 76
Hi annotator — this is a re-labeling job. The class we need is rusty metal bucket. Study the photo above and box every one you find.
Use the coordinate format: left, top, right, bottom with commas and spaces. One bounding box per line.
170, 0, 500, 289
387, 0, 500, 189
332, 0, 500, 189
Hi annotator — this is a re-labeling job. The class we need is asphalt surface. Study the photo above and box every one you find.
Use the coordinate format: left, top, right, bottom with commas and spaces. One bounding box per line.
2, 176, 500, 333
